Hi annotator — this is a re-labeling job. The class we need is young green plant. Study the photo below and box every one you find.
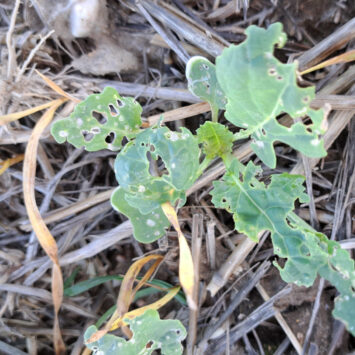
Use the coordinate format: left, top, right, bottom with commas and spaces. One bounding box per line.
51, 22, 355, 350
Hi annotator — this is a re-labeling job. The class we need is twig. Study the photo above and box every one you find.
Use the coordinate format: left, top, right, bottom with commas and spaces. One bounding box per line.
0, 340, 28, 355
16, 30, 55, 82
187, 214, 203, 354
6, 0, 21, 79
206, 235, 258, 297
201, 261, 271, 345
301, 155, 319, 229
297, 18, 355, 71
207, 286, 291, 355
136, 1, 189, 64
256, 284, 302, 355
301, 278, 325, 354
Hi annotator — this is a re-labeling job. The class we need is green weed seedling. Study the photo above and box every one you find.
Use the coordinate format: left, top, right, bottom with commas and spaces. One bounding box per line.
52, 22, 355, 352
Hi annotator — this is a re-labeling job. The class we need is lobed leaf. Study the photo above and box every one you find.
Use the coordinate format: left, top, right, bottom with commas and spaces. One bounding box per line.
84, 309, 187, 355
211, 160, 355, 335
112, 126, 200, 242
214, 22, 326, 168
186, 56, 226, 121
51, 87, 142, 151
197, 121, 234, 160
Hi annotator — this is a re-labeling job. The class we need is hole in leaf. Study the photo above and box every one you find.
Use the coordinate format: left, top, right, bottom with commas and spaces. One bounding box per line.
146, 341, 154, 349
121, 136, 128, 146
276, 75, 283, 81
268, 68, 277, 76
222, 198, 227, 203
149, 145, 155, 152
92, 111, 107, 125
105, 132, 115, 144
302, 96, 310, 103
91, 127, 101, 134
200, 63, 209, 70
82, 130, 94, 142
261, 128, 266, 135
109, 104, 118, 116
117, 99, 125, 107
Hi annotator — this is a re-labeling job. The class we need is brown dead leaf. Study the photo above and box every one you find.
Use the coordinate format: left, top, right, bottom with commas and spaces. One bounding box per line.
23, 99, 66, 355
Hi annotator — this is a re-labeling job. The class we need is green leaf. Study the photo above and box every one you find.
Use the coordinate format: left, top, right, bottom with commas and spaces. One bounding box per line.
186, 56, 227, 121
111, 126, 200, 243
211, 160, 309, 242
278, 227, 355, 336
111, 187, 170, 243
115, 127, 199, 195
84, 309, 187, 355
215, 22, 326, 167
211, 160, 355, 335
197, 121, 234, 160
51, 87, 142, 152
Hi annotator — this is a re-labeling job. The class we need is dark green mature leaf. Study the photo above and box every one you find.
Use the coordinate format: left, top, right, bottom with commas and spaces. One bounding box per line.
215, 23, 327, 168
211, 159, 355, 335
197, 121, 234, 160
84, 309, 187, 355
186, 56, 226, 121
112, 126, 200, 242
51, 87, 142, 151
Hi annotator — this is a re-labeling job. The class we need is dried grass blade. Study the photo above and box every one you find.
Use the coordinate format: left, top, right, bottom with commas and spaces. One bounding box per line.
161, 202, 196, 310
117, 254, 163, 317
0, 153, 24, 175
300, 49, 355, 75
87, 286, 180, 344
111, 286, 180, 330
35, 70, 80, 103
89, 255, 163, 341
23, 99, 66, 355
0, 101, 55, 126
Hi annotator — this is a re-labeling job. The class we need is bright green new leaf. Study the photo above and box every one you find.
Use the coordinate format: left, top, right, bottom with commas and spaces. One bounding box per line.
211, 159, 355, 335
112, 126, 200, 242
51, 87, 142, 151
186, 56, 227, 121
215, 22, 327, 168
197, 121, 234, 160
84, 309, 187, 355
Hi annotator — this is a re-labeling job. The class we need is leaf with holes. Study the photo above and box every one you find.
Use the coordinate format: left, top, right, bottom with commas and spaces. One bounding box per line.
186, 56, 226, 121
197, 121, 234, 160
84, 309, 187, 355
215, 22, 327, 168
51, 87, 142, 151
112, 126, 199, 242
114, 126, 199, 206
211, 159, 355, 335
